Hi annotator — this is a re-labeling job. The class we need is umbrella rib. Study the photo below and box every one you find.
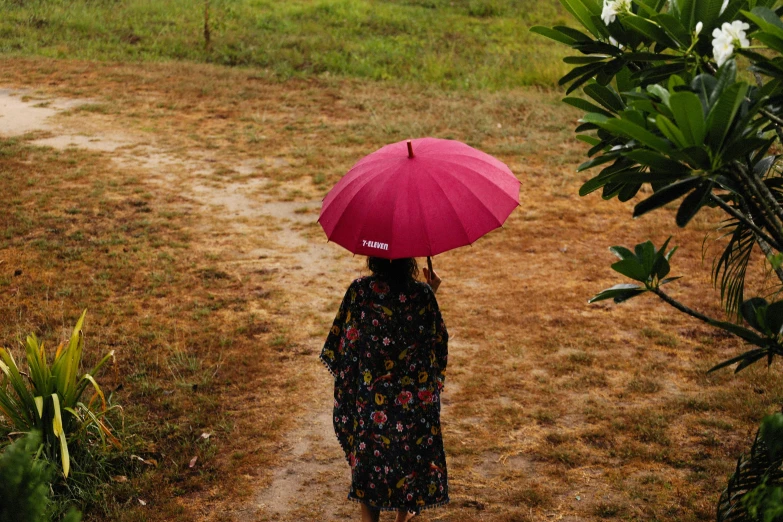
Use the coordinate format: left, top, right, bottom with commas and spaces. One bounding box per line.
322, 162, 399, 240
434, 156, 520, 208
437, 166, 517, 230
413, 173, 434, 257
421, 168, 473, 252
352, 163, 404, 257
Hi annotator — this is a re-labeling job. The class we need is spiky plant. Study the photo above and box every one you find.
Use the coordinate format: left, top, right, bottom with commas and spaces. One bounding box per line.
0, 311, 118, 478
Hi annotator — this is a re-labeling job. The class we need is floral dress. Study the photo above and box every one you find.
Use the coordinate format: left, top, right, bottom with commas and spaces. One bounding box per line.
320, 276, 449, 513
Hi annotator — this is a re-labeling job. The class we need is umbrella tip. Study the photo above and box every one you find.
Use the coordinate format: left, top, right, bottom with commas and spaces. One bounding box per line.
407, 140, 414, 159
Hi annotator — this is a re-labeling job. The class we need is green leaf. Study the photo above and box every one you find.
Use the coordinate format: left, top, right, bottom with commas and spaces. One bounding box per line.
744, 7, 783, 33
706, 81, 749, 152
695, 0, 727, 27
558, 0, 606, 38
576, 135, 602, 147
621, 15, 679, 48
563, 56, 610, 64
633, 177, 701, 217
708, 348, 768, 372
754, 32, 783, 54
675, 180, 713, 226
764, 300, 783, 335
669, 92, 706, 146
554, 25, 596, 41
652, 14, 690, 46
601, 117, 673, 153
578, 153, 621, 172
530, 26, 580, 45
609, 245, 635, 260
633, 241, 654, 275
623, 149, 689, 172
583, 83, 625, 112
760, 413, 783, 460
618, 182, 642, 201
708, 60, 737, 107
612, 258, 650, 281
623, 51, 676, 61
588, 283, 647, 303
563, 97, 614, 116
559, 62, 606, 88
741, 297, 769, 332
655, 114, 688, 148
669, 0, 696, 29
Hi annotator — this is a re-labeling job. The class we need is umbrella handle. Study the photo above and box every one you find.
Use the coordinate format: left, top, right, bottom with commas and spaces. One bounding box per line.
427, 256, 433, 278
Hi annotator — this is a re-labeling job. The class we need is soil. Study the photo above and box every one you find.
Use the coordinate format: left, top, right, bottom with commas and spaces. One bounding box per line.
2, 63, 782, 522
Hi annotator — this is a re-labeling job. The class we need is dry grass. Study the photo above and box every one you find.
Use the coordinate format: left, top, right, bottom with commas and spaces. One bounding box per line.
0, 57, 781, 521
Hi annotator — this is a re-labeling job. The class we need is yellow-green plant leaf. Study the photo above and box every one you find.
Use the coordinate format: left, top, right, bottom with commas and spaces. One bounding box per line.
34, 396, 43, 419
52, 394, 70, 478
52, 394, 63, 437
59, 430, 70, 479
80, 374, 107, 410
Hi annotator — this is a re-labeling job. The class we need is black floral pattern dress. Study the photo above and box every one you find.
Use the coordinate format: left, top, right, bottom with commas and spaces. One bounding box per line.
320, 276, 449, 513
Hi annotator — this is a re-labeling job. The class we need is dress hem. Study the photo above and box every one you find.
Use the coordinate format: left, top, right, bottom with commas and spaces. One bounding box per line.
319, 353, 338, 378
347, 494, 450, 514
319, 353, 353, 465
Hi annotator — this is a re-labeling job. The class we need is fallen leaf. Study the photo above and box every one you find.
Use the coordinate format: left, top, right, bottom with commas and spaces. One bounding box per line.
138, 499, 147, 506
189, 456, 198, 468
112, 475, 128, 483
200, 432, 212, 440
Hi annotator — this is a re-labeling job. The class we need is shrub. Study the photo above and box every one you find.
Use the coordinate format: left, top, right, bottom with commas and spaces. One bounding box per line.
0, 311, 118, 478
0, 431, 81, 522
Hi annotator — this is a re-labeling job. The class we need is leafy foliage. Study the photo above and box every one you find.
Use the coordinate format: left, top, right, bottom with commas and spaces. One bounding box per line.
0, 431, 81, 522
537, 0, 783, 517
534, 0, 783, 374
0, 311, 119, 478
719, 413, 783, 521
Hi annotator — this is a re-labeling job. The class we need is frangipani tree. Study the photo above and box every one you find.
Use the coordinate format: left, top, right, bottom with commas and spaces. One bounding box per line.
532, 0, 783, 518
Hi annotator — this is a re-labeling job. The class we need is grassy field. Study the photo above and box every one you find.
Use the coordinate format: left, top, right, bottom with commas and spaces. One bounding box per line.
0, 1, 782, 521
0, 0, 571, 89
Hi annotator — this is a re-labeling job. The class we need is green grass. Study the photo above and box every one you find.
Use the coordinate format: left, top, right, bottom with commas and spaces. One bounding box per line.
0, 0, 572, 89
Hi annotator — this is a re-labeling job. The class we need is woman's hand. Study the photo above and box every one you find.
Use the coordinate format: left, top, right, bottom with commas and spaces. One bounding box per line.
423, 267, 441, 293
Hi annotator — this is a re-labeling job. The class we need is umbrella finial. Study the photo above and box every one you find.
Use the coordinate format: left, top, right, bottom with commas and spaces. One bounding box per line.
407, 140, 414, 159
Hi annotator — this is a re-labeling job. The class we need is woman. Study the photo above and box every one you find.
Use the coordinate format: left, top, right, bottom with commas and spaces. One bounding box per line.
320, 257, 449, 522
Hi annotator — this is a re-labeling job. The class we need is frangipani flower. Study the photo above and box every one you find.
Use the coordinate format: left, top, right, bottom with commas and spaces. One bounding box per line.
601, 0, 632, 26
695, 22, 703, 36
712, 20, 750, 66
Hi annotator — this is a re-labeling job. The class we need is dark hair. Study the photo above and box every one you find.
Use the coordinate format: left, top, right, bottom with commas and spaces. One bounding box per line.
367, 257, 418, 286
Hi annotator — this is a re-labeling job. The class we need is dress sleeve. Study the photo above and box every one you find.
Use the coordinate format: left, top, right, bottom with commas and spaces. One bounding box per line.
320, 281, 356, 378
430, 293, 449, 391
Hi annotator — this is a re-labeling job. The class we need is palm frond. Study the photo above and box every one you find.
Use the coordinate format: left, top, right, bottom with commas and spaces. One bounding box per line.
718, 413, 783, 521
713, 217, 756, 319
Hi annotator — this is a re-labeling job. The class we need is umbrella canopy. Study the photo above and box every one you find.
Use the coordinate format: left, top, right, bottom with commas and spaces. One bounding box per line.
318, 137, 520, 259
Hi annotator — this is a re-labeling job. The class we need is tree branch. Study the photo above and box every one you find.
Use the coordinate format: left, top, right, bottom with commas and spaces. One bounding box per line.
650, 287, 718, 326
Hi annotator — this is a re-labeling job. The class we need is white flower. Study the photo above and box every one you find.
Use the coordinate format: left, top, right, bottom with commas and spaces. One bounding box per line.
712, 35, 734, 66
720, 0, 729, 14
601, 0, 631, 25
711, 20, 750, 66
695, 21, 703, 36
724, 20, 750, 47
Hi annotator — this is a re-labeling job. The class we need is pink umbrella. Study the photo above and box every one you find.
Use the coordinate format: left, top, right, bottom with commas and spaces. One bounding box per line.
318, 137, 520, 265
